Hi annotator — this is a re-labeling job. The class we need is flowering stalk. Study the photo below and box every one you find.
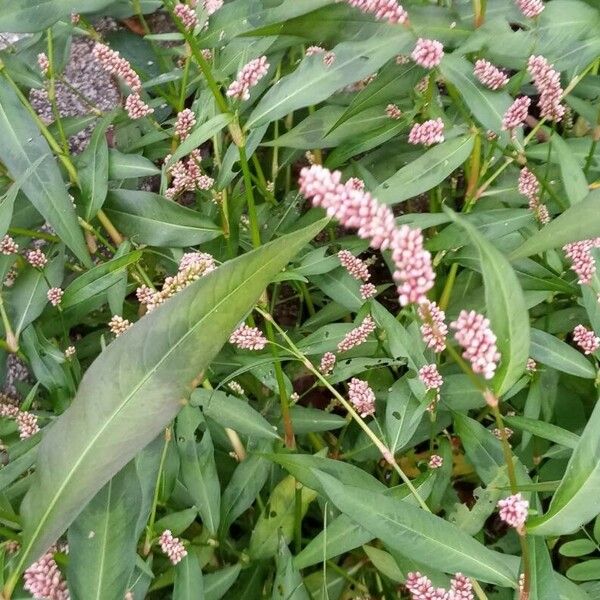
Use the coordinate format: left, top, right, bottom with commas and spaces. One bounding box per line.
473, 0, 486, 27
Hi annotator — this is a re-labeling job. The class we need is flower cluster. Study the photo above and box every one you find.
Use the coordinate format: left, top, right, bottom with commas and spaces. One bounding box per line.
418, 301, 448, 352
385, 103, 402, 119
573, 324, 600, 355
141, 252, 216, 312
497, 493, 529, 530
515, 0, 544, 18
345, 0, 408, 24
518, 167, 549, 224
408, 118, 445, 146
229, 324, 268, 350
23, 545, 69, 600
405, 571, 473, 600
360, 282, 377, 300
450, 310, 501, 380
92, 42, 142, 91
26, 249, 48, 268
299, 166, 435, 306
37, 52, 49, 75
165, 150, 214, 198
47, 287, 64, 307
337, 315, 376, 352
0, 400, 39, 439
563, 238, 600, 285
338, 250, 370, 281
0, 234, 18, 255
226, 56, 270, 101
348, 377, 376, 417
528, 55, 564, 122
124, 93, 154, 120
320, 351, 336, 375
428, 454, 443, 469
204, 0, 224, 15
175, 108, 196, 140
502, 96, 530, 132
473, 59, 508, 90
411, 38, 444, 69
174, 3, 198, 31
418, 364, 443, 392
108, 315, 132, 337
159, 530, 187, 565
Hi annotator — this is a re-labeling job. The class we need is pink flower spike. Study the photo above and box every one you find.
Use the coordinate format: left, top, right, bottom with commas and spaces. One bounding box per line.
418, 364, 443, 391
405, 572, 436, 599
573, 324, 600, 355
37, 52, 49, 75
0, 235, 18, 255
515, 0, 544, 18
319, 352, 336, 375
428, 454, 443, 469
518, 167, 539, 201
502, 96, 530, 131
174, 3, 198, 30
418, 301, 448, 352
526, 357, 537, 372
109, 315, 132, 337
473, 59, 508, 90
450, 573, 474, 600
24, 547, 69, 600
229, 324, 268, 351
125, 94, 154, 120
47, 287, 64, 307
16, 411, 39, 439
306, 45, 325, 57
408, 118, 444, 146
337, 315, 376, 352
175, 108, 196, 140
527, 55, 565, 122
450, 310, 501, 380
337, 249, 370, 282
360, 282, 377, 300
204, 0, 223, 15
348, 377, 376, 417
345, 0, 408, 24
159, 530, 187, 565
26, 248, 47, 268
563, 238, 600, 285
386, 103, 402, 119
226, 56, 270, 101
497, 493, 529, 530
411, 38, 444, 69
92, 42, 141, 91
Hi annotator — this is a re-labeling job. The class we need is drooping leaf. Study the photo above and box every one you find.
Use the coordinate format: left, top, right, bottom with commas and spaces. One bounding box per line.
272, 535, 310, 600
551, 132, 588, 206
174, 554, 205, 600
12, 219, 326, 579
204, 564, 242, 600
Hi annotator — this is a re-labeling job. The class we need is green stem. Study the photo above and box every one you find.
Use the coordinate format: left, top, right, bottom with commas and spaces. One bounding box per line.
239, 145, 261, 249
46, 29, 69, 155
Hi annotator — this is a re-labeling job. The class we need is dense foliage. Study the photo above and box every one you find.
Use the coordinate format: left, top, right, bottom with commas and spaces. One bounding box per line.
0, 0, 599, 598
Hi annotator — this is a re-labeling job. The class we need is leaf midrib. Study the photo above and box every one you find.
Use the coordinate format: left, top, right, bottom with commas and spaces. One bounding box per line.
19, 243, 296, 572
105, 209, 219, 234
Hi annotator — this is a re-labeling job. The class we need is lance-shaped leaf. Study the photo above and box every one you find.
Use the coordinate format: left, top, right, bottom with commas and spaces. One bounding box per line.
0, 79, 91, 266
10, 219, 326, 583
313, 471, 517, 587
529, 397, 600, 536
174, 554, 205, 600
445, 207, 529, 396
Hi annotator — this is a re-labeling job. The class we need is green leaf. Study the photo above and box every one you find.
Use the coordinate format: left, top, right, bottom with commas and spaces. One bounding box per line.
0, 80, 91, 266
551, 132, 588, 205
272, 536, 310, 600
0, 0, 115, 32
510, 189, 600, 259
527, 534, 560, 600
246, 29, 412, 128
176, 406, 220, 535
504, 415, 580, 449
108, 149, 160, 180
14, 219, 326, 577
529, 328, 596, 379
104, 190, 221, 247
204, 564, 242, 600
191, 389, 280, 440
375, 136, 474, 204
313, 471, 517, 586
67, 462, 142, 600
566, 560, 600, 582
386, 376, 426, 454
288, 406, 347, 433
363, 545, 404, 583
559, 540, 597, 557
529, 397, 600, 536
174, 554, 205, 600
445, 208, 529, 395
77, 114, 111, 221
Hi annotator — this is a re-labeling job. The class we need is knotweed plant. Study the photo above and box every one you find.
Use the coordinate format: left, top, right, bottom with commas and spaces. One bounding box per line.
0, 0, 598, 599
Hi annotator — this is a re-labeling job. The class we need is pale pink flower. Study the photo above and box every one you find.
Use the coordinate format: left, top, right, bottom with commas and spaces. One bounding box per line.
563, 238, 600, 284
535, 203, 550, 225
493, 427, 513, 440
47, 287, 64, 307
92, 42, 141, 91
37, 52, 50, 75
166, 152, 214, 197
418, 301, 448, 352
159, 530, 187, 565
338, 249, 370, 282
408, 118, 444, 146
450, 573, 474, 600
497, 493, 529, 530
518, 167, 539, 201
203, 0, 223, 15
26, 248, 47, 268
406, 572, 436, 599
175, 108, 196, 140
526, 357, 537, 372
319, 352, 336, 375
345, 0, 408, 24
360, 283, 377, 300
229, 324, 267, 350
348, 377, 376, 417
174, 3, 198, 30
573, 324, 600, 355
226, 56, 270, 101
528, 55, 564, 122
418, 364, 443, 391
16, 411, 39, 439
473, 59, 508, 90
125, 93, 154, 120
323, 51, 336, 67
228, 380, 244, 395
415, 75, 430, 94
428, 454, 443, 469
136, 285, 155, 305
71, 12, 80, 24
385, 103, 402, 119
502, 96, 530, 131
23, 546, 69, 600
306, 46, 325, 57
411, 38, 444, 69
0, 235, 18, 255
451, 310, 501, 380
337, 316, 376, 352
5, 539, 20, 554
346, 177, 365, 191
179, 251, 216, 275
108, 315, 132, 337
396, 54, 410, 65
515, 0, 544, 18
391, 226, 435, 305
64, 346, 76, 359
0, 403, 19, 419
